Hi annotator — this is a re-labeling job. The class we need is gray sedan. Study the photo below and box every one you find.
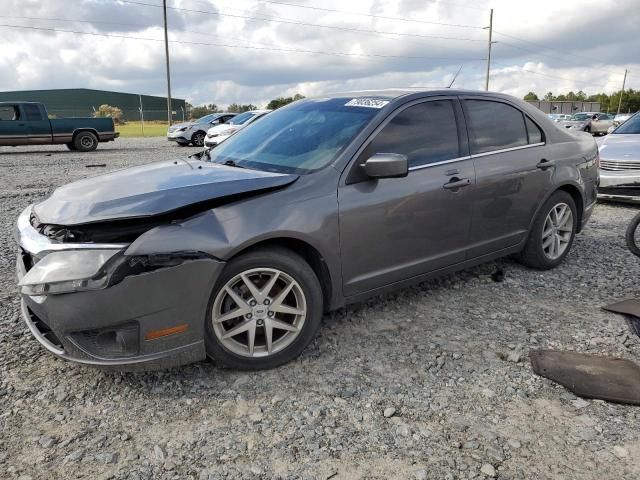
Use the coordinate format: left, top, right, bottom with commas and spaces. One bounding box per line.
15, 90, 598, 371
558, 112, 614, 135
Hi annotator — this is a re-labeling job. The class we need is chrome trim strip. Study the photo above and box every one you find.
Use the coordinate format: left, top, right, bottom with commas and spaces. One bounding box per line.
408, 155, 472, 172
15, 205, 126, 256
471, 142, 545, 158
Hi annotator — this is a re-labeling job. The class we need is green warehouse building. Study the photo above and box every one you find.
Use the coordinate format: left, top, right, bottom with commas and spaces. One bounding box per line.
0, 88, 186, 122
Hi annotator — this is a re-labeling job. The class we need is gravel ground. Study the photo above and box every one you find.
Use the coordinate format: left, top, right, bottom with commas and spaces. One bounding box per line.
1, 138, 640, 480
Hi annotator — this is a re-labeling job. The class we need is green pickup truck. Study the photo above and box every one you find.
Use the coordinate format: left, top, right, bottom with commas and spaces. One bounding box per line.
0, 102, 119, 152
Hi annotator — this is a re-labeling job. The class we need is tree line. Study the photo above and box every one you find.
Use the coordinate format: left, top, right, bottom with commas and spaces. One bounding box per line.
187, 93, 305, 119
524, 90, 640, 113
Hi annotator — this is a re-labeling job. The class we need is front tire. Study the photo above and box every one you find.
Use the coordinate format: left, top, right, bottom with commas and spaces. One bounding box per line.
205, 248, 323, 370
191, 131, 206, 147
518, 191, 577, 269
625, 212, 640, 258
73, 131, 99, 152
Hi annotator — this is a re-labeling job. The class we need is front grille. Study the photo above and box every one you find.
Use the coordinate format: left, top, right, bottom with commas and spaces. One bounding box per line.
600, 159, 640, 171
25, 307, 64, 352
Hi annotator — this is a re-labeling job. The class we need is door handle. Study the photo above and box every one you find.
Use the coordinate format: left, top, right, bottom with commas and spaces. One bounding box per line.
443, 177, 471, 190
536, 158, 555, 170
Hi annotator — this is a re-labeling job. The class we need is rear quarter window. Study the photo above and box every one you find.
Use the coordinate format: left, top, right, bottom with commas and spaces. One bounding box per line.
465, 100, 528, 154
525, 116, 544, 144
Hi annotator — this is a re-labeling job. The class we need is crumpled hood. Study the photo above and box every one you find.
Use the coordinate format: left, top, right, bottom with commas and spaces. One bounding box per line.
598, 134, 640, 161
33, 159, 298, 226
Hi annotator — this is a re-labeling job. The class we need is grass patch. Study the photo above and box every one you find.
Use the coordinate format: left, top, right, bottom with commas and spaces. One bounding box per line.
116, 121, 168, 138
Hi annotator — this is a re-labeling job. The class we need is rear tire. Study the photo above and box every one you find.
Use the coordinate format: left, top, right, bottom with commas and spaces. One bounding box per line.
204, 248, 323, 370
518, 191, 577, 270
73, 131, 99, 152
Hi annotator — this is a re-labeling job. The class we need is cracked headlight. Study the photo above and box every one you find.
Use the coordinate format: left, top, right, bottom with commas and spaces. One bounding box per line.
19, 249, 122, 295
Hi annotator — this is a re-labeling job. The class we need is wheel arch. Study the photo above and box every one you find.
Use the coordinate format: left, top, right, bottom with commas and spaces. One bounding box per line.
528, 183, 586, 236
71, 128, 99, 141
225, 237, 335, 312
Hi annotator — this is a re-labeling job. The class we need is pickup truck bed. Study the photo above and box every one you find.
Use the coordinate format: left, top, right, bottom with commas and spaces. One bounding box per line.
0, 102, 118, 152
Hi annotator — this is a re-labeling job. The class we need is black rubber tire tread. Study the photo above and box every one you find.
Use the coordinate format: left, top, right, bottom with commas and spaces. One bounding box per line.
73, 131, 98, 152
204, 247, 323, 370
191, 131, 206, 147
517, 190, 577, 270
65, 143, 77, 151
625, 212, 640, 258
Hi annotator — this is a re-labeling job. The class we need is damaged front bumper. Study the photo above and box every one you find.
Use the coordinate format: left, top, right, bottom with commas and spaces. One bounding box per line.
598, 170, 640, 203
15, 205, 224, 371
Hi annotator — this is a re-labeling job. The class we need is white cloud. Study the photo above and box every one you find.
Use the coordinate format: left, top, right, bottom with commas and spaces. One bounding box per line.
0, 0, 638, 107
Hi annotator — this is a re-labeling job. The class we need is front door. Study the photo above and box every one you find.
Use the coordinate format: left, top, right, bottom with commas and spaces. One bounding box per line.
338, 98, 475, 297
461, 98, 555, 257
21, 103, 52, 145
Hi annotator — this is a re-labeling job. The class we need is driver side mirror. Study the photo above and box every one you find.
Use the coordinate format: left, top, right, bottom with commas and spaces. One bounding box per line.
363, 153, 408, 179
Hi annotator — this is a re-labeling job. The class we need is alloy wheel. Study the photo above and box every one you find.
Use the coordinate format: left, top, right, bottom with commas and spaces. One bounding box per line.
212, 268, 307, 358
541, 202, 573, 260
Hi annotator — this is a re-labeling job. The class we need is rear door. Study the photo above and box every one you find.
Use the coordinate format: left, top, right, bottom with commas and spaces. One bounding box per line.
21, 103, 52, 145
461, 97, 554, 258
0, 104, 29, 145
338, 97, 476, 296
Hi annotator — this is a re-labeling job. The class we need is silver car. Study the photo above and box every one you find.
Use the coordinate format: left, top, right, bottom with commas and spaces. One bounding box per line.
167, 112, 237, 147
558, 112, 614, 135
597, 112, 640, 202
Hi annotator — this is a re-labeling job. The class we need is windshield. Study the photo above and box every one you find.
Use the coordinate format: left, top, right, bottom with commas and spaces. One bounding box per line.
229, 112, 256, 125
207, 98, 382, 174
570, 113, 591, 121
196, 114, 218, 123
614, 113, 640, 134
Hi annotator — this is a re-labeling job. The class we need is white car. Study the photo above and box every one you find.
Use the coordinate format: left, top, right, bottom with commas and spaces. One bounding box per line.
204, 110, 271, 148
167, 112, 236, 147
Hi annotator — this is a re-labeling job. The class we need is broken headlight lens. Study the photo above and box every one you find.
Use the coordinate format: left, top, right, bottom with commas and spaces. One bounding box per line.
19, 249, 122, 296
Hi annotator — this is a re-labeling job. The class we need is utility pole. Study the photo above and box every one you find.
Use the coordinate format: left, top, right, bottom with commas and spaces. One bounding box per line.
484, 9, 494, 91
162, 0, 173, 126
616, 68, 628, 116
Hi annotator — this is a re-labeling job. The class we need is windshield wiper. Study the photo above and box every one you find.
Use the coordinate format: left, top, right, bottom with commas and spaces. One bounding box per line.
221, 159, 245, 169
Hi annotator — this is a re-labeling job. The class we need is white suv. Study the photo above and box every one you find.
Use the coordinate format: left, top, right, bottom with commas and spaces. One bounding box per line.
167, 113, 237, 147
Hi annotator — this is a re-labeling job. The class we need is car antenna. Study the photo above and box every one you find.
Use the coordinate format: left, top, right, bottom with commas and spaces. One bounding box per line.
447, 65, 463, 88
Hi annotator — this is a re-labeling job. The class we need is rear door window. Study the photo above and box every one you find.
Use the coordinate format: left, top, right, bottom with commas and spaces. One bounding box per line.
464, 100, 528, 154
0, 105, 19, 121
366, 100, 460, 168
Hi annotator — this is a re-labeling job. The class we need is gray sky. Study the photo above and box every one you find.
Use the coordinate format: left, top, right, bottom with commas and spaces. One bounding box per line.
1, 0, 638, 108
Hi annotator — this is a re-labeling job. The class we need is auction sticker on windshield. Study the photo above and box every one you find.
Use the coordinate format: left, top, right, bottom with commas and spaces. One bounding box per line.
345, 98, 390, 109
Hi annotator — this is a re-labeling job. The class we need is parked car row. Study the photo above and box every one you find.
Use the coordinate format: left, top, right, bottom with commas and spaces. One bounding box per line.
167, 109, 272, 148
556, 112, 614, 135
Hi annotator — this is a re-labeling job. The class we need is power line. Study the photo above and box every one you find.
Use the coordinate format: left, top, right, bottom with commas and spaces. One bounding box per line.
114, 0, 487, 43
193, 0, 487, 27
0, 23, 484, 61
